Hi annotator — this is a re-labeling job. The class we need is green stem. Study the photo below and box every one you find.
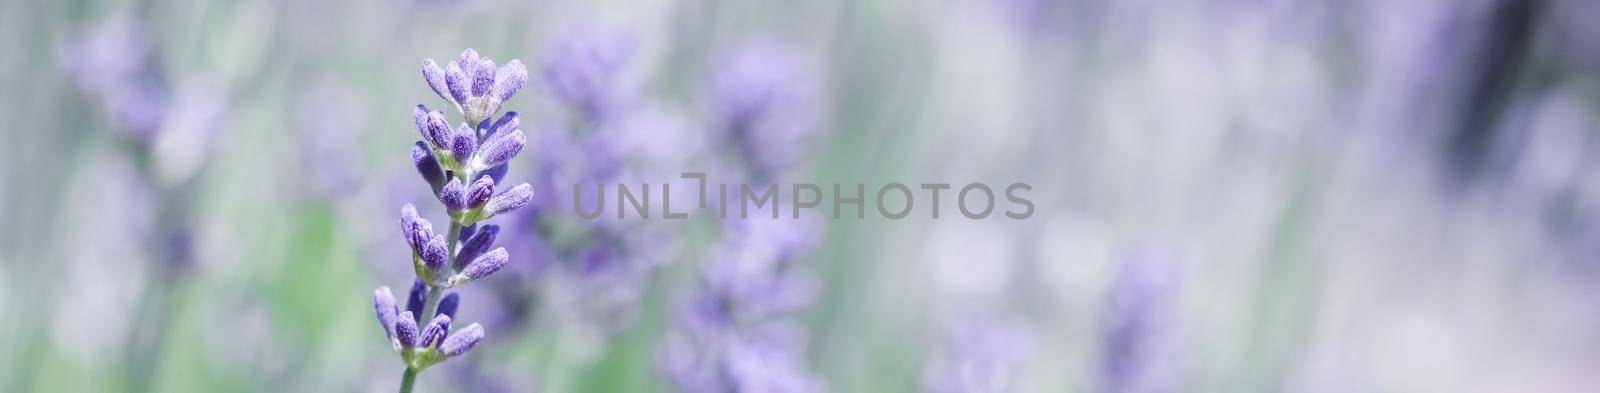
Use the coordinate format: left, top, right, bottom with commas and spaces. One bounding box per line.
399, 368, 418, 393
123, 273, 176, 393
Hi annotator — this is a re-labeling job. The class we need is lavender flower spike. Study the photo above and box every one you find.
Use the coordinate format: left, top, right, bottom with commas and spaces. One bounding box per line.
381, 48, 533, 391
440, 323, 485, 356
449, 247, 508, 286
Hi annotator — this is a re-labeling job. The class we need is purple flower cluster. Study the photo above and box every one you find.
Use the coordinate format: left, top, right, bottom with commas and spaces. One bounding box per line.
421, 49, 528, 126
60, 14, 230, 392
658, 42, 825, 393
372, 49, 533, 387
60, 13, 168, 138
921, 320, 1033, 393
708, 42, 818, 182
505, 28, 674, 331
659, 218, 823, 393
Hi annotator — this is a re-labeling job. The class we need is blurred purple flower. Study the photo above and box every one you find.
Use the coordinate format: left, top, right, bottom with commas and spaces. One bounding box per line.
1100, 249, 1181, 393
294, 79, 366, 200
542, 27, 637, 124
709, 41, 820, 181
486, 27, 681, 334
921, 320, 1034, 393
659, 217, 823, 393
60, 13, 168, 138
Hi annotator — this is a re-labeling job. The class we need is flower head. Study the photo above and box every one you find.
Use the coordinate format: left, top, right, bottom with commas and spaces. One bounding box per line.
373, 48, 538, 381
423, 49, 527, 125
710, 42, 819, 180
542, 28, 636, 121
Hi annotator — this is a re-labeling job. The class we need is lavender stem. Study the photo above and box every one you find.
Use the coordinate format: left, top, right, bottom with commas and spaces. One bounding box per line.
399, 368, 418, 393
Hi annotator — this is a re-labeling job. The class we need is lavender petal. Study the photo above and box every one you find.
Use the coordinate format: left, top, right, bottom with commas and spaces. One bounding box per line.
373, 286, 398, 340
454, 224, 499, 271
465, 176, 495, 210
440, 178, 468, 212
492, 59, 528, 102
395, 311, 420, 348
440, 323, 484, 356
483, 183, 533, 218
451, 124, 477, 163
412, 142, 446, 192
405, 279, 427, 318
472, 129, 525, 170
445, 61, 471, 106
437, 292, 460, 320
419, 314, 453, 348
421, 59, 454, 106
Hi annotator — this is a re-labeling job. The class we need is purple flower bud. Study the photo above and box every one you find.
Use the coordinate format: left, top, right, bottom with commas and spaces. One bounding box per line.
440, 323, 484, 356
451, 124, 477, 162
420, 313, 452, 348
472, 129, 524, 170
412, 104, 429, 134
421, 59, 454, 106
479, 163, 509, 185
460, 224, 478, 242
437, 292, 460, 320
401, 212, 439, 268
483, 183, 533, 219
451, 247, 508, 286
399, 204, 436, 252
396, 311, 420, 348
459, 49, 481, 67
373, 286, 398, 340
440, 178, 468, 212
475, 118, 494, 137
472, 57, 497, 97
424, 110, 454, 150
493, 59, 528, 102
445, 61, 471, 106
405, 279, 427, 318
466, 176, 495, 210
486, 111, 520, 139
421, 234, 449, 273
454, 224, 499, 271
411, 142, 446, 192
399, 203, 420, 235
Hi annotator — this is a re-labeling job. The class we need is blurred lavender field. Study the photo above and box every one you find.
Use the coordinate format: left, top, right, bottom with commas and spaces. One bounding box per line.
5, 0, 1600, 391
